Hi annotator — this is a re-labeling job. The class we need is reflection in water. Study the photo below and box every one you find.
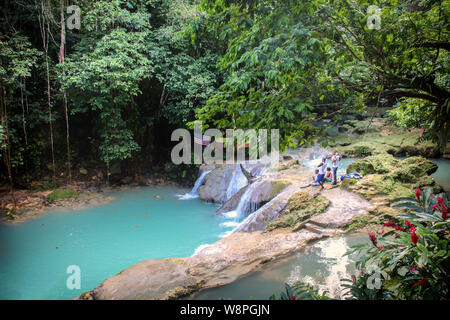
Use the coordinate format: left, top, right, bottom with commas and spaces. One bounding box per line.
192, 233, 369, 300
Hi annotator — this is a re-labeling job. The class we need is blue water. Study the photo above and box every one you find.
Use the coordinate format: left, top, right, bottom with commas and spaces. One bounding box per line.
430, 159, 450, 191
0, 186, 225, 300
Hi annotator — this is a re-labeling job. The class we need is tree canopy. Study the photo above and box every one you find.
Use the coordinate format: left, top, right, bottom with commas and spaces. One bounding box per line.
0, 0, 448, 186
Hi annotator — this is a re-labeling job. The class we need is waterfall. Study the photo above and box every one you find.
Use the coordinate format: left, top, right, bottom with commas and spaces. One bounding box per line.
235, 182, 260, 220
177, 170, 211, 200
225, 164, 248, 200
220, 182, 262, 237
222, 181, 261, 222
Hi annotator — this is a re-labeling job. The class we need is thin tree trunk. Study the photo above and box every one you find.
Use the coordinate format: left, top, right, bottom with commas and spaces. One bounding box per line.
1, 86, 17, 209
59, 0, 71, 182
38, 0, 56, 182
20, 77, 28, 145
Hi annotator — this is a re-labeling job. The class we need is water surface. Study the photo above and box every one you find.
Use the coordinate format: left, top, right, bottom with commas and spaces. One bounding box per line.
0, 186, 222, 300
192, 233, 369, 300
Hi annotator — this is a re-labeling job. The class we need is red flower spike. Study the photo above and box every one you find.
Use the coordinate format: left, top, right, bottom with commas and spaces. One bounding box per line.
412, 278, 428, 288
415, 188, 421, 202
291, 296, 296, 300
369, 232, 378, 247
410, 232, 419, 246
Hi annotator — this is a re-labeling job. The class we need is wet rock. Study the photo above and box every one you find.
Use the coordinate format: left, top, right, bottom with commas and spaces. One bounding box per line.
79, 168, 88, 175
266, 191, 330, 231
343, 155, 442, 205
198, 165, 233, 203
216, 186, 248, 214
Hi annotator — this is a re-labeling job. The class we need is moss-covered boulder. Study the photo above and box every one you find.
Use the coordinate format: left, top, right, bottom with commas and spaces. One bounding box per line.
342, 155, 441, 203
47, 189, 80, 203
328, 123, 439, 158
347, 154, 399, 175
266, 191, 330, 231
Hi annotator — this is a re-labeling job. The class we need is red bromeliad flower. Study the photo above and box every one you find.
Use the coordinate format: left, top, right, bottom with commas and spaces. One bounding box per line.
409, 265, 418, 272
442, 209, 448, 221
409, 229, 420, 246
415, 187, 421, 202
412, 278, 428, 288
383, 221, 396, 228
394, 225, 406, 232
291, 296, 297, 300
405, 220, 412, 228
433, 197, 449, 221
369, 232, 378, 247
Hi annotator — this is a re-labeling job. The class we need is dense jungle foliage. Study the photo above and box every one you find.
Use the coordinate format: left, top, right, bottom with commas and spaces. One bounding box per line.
0, 0, 448, 187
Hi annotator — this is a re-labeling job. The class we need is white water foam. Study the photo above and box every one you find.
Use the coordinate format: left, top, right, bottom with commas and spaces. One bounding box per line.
191, 243, 213, 256
220, 221, 240, 228
178, 170, 211, 200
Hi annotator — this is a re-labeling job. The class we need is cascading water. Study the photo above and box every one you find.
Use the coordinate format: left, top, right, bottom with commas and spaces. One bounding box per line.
220, 181, 262, 236
178, 170, 211, 200
234, 182, 261, 220
226, 164, 248, 201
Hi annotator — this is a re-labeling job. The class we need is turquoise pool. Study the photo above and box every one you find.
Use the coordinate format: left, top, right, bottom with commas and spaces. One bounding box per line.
0, 186, 223, 300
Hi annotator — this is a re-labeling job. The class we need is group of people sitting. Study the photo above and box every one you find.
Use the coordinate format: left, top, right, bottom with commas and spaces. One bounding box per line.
301, 152, 341, 191
301, 151, 364, 190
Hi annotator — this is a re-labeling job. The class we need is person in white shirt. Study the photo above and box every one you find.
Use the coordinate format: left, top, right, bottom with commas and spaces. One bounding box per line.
331, 151, 341, 185
317, 157, 327, 190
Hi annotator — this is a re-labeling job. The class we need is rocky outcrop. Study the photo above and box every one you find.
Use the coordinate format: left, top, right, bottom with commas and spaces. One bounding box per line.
198, 165, 234, 203
197, 162, 268, 204
323, 124, 440, 158
342, 154, 443, 224
266, 191, 330, 231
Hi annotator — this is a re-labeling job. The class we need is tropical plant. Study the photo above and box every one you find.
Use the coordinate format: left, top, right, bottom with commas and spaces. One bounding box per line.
269, 282, 332, 300
342, 187, 449, 300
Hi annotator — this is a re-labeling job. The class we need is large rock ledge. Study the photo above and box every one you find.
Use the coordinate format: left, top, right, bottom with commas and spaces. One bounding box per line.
78, 188, 371, 300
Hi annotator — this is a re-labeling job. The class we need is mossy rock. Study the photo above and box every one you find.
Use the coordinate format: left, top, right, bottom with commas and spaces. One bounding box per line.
267, 180, 292, 200
332, 125, 439, 158
413, 175, 444, 194
347, 154, 399, 175
400, 157, 438, 175
278, 159, 299, 171
343, 214, 372, 232
266, 191, 330, 231
342, 173, 411, 202
47, 189, 80, 203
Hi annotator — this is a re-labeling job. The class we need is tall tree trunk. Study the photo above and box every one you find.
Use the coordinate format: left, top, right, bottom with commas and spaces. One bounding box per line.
20, 77, 28, 145
59, 0, 72, 182
1, 85, 17, 210
38, 0, 56, 182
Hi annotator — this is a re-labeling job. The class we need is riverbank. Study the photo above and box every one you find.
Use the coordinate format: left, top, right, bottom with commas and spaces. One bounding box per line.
0, 177, 182, 225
